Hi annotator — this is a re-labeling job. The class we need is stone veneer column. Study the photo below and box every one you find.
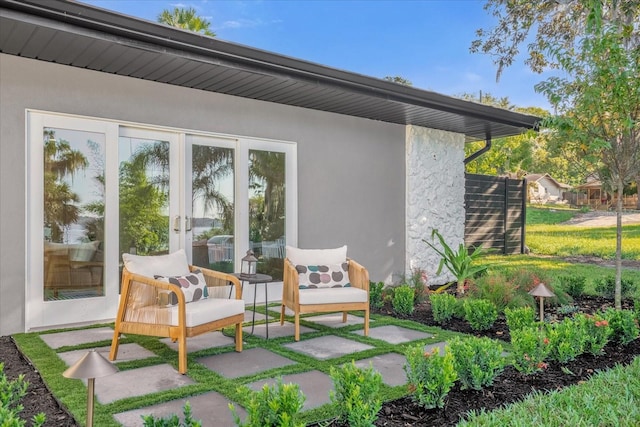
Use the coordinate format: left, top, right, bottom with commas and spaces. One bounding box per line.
406, 125, 465, 285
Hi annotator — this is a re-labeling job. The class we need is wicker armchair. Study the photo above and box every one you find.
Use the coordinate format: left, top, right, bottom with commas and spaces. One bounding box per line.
109, 250, 244, 374
280, 246, 370, 341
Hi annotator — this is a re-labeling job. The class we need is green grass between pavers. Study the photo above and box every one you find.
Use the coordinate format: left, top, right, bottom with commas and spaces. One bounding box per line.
482, 254, 640, 297
459, 357, 640, 426
12, 308, 470, 426
525, 206, 640, 260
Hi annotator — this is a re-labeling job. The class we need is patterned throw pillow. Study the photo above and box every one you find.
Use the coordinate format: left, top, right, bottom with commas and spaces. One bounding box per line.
154, 270, 209, 306
296, 263, 351, 289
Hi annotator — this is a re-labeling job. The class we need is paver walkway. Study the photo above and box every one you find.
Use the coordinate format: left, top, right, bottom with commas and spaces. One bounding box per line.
40, 308, 449, 426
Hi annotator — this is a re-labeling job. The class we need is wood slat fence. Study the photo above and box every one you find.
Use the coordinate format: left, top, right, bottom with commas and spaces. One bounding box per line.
465, 174, 526, 255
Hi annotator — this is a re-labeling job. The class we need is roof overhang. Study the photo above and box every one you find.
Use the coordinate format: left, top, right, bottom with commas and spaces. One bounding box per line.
0, 0, 540, 142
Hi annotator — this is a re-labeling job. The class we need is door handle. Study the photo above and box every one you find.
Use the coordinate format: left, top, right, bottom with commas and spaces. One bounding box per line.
185, 216, 192, 232
173, 215, 181, 232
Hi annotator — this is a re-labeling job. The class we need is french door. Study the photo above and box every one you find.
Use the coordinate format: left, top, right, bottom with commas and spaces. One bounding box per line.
27, 112, 296, 330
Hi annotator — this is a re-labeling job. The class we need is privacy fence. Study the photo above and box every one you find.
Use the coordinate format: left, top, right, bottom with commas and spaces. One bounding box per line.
464, 173, 526, 255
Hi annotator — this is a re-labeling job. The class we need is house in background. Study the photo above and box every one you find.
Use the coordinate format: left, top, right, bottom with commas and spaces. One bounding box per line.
0, 0, 538, 334
572, 175, 638, 209
525, 173, 571, 204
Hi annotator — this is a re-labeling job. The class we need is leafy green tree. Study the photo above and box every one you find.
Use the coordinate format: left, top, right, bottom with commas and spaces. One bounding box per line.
43, 130, 88, 242
471, 0, 640, 81
249, 151, 285, 241
535, 1, 640, 309
383, 76, 413, 86
158, 7, 215, 37
119, 149, 169, 255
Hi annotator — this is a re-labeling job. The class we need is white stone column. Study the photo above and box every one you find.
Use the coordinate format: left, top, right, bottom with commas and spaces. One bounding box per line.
406, 125, 465, 285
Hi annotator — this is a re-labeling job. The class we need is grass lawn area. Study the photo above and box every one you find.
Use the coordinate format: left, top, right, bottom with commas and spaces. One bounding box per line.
525, 206, 640, 260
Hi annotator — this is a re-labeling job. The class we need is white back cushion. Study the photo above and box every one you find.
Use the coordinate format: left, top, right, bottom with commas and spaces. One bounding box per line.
122, 249, 190, 277
286, 245, 347, 266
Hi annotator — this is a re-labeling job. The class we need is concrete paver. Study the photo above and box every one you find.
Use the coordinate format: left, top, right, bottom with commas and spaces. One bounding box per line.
304, 312, 366, 328
284, 335, 374, 360
59, 343, 155, 366
353, 325, 432, 344
247, 370, 333, 410
160, 331, 236, 353
244, 321, 314, 339
92, 364, 195, 404
40, 326, 115, 348
113, 391, 245, 427
353, 353, 408, 386
197, 347, 296, 379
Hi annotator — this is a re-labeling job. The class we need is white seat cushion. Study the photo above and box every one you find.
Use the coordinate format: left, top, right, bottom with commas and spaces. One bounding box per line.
167, 298, 245, 327
298, 287, 368, 305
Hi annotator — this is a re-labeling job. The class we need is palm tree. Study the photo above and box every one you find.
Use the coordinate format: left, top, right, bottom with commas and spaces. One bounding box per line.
158, 7, 215, 37
43, 130, 88, 242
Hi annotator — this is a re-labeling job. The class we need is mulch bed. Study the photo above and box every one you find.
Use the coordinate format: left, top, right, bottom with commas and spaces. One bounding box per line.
1, 295, 638, 426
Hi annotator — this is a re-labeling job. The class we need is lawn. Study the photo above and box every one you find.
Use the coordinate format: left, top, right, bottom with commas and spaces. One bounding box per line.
526, 206, 640, 260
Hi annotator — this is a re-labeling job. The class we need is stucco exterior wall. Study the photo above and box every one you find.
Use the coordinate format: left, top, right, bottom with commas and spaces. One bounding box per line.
405, 125, 465, 286
0, 54, 407, 334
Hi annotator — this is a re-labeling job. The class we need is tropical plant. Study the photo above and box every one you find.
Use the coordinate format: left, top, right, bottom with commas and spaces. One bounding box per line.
158, 7, 215, 37
423, 229, 489, 295
43, 130, 88, 242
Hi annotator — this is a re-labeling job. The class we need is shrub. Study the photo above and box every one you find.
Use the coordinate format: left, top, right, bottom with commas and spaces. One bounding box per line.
448, 336, 505, 390
407, 267, 429, 304
0, 363, 45, 427
142, 402, 201, 427
510, 326, 550, 374
392, 284, 415, 316
595, 275, 637, 299
329, 361, 383, 427
507, 269, 572, 307
504, 306, 536, 332
575, 313, 611, 356
404, 345, 457, 410
369, 281, 385, 310
429, 293, 458, 324
544, 318, 586, 363
468, 273, 531, 312
602, 308, 640, 345
463, 299, 498, 331
230, 379, 305, 427
558, 274, 586, 298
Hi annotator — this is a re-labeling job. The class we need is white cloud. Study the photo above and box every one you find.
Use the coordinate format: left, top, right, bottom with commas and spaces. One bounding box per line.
217, 18, 281, 30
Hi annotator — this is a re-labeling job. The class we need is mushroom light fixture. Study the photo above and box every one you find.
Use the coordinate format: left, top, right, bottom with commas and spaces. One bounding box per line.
63, 350, 118, 427
528, 283, 555, 322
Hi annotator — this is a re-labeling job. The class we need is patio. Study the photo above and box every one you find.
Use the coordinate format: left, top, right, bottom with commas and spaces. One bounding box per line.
17, 306, 461, 426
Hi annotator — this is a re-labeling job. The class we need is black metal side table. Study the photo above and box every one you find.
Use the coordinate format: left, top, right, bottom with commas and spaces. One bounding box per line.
231, 273, 273, 338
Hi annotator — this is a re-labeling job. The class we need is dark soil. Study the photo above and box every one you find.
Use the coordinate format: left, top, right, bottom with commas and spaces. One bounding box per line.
1, 296, 638, 427
316, 295, 640, 427
0, 336, 79, 426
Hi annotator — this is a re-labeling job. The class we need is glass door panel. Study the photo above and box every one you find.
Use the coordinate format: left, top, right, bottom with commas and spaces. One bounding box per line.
187, 136, 235, 272
118, 134, 171, 264
249, 149, 286, 280
43, 127, 105, 301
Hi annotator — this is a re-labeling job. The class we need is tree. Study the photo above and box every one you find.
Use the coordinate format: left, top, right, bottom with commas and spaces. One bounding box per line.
158, 7, 215, 37
43, 130, 88, 242
534, 1, 640, 309
383, 76, 413, 86
471, 0, 640, 81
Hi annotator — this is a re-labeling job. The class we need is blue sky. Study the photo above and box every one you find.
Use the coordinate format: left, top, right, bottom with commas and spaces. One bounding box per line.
82, 0, 554, 111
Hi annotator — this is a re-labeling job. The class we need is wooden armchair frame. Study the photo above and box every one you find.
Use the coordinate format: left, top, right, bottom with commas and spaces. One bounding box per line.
280, 258, 370, 341
110, 265, 244, 374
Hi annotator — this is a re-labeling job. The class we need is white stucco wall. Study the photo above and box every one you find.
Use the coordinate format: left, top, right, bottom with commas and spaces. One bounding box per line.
406, 125, 465, 285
